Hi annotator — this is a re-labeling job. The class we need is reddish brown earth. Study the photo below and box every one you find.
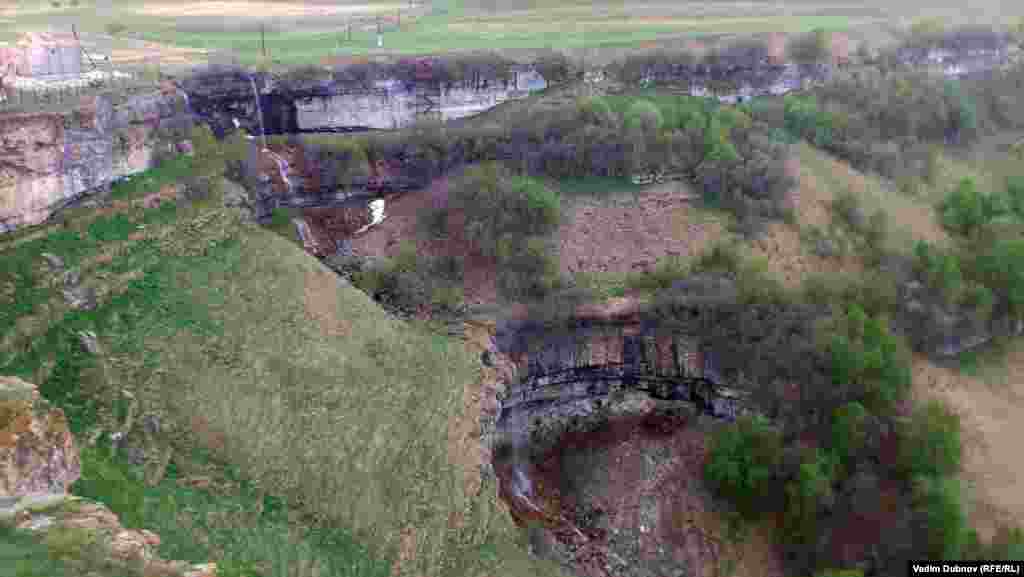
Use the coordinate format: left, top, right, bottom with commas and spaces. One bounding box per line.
497, 409, 788, 577
557, 182, 727, 277
348, 177, 501, 307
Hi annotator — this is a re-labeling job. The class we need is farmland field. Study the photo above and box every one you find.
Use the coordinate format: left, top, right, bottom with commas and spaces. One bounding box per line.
4, 0, 1021, 68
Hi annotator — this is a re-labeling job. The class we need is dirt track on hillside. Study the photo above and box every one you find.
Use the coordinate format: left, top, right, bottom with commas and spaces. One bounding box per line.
911, 353, 1024, 540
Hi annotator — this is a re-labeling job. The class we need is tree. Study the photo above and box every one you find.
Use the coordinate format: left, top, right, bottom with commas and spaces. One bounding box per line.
898, 399, 962, 479
831, 401, 869, 471
623, 99, 665, 173
782, 448, 837, 546
911, 476, 968, 560
788, 28, 831, 64
704, 414, 784, 518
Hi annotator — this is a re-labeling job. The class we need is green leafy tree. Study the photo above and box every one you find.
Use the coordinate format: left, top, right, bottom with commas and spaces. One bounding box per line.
185, 123, 228, 205
828, 304, 912, 413
973, 237, 1024, 319
704, 414, 783, 519
788, 28, 831, 64
831, 401, 869, 471
898, 399, 962, 479
911, 476, 968, 560
938, 178, 1005, 237
576, 95, 617, 127
624, 99, 665, 173
782, 448, 837, 546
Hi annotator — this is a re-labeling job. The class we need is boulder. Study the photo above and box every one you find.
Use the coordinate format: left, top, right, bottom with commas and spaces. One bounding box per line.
40, 252, 64, 271
63, 285, 97, 311
0, 376, 80, 521
78, 330, 101, 356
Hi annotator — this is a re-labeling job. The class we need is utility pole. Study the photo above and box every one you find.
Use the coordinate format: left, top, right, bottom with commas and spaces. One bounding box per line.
261, 23, 266, 61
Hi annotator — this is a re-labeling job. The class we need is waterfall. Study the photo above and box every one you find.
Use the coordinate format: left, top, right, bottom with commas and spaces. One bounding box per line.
265, 149, 294, 196
249, 74, 267, 149
174, 87, 193, 116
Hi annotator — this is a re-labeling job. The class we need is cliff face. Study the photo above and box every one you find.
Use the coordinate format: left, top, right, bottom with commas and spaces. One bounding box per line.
294, 75, 546, 131
0, 87, 192, 233
0, 375, 80, 518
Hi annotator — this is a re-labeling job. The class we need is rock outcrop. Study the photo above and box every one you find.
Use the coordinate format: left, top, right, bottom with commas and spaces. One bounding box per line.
0, 85, 192, 233
0, 375, 80, 516
0, 375, 215, 577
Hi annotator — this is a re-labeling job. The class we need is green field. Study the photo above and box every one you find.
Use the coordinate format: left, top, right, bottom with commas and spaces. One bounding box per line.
0, 0, 965, 68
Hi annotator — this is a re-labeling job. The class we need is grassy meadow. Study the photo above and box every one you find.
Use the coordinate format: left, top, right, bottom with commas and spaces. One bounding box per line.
0, 156, 567, 577
0, 0, 933, 68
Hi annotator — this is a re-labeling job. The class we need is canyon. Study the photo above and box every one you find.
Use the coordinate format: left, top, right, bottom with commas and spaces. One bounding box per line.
2, 32, 1021, 237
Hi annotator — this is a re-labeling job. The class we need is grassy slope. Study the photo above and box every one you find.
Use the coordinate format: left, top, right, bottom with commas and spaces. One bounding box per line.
0, 165, 566, 576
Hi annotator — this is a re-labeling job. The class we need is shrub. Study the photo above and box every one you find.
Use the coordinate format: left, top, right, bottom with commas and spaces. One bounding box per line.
532, 49, 575, 85
898, 398, 962, 479
495, 235, 562, 301
185, 123, 228, 206
781, 448, 838, 546
972, 237, 1024, 319
911, 476, 968, 560
71, 443, 146, 529
830, 401, 870, 471
1006, 175, 1024, 217
576, 96, 617, 128
105, 22, 127, 36
788, 29, 831, 64
827, 303, 912, 413
939, 178, 999, 237
351, 242, 468, 316
625, 255, 690, 293
912, 240, 967, 305
963, 524, 1024, 560
801, 269, 899, 319
704, 414, 784, 519
449, 162, 560, 258
623, 99, 664, 135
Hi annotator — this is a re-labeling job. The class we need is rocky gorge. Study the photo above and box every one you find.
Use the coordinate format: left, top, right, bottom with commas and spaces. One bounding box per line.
0, 84, 193, 233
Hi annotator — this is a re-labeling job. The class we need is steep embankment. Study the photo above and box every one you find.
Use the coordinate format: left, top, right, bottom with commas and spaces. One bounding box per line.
0, 178, 568, 576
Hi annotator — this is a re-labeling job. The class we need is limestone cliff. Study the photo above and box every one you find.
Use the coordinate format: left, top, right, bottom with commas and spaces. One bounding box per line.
0, 375, 80, 507
0, 86, 191, 233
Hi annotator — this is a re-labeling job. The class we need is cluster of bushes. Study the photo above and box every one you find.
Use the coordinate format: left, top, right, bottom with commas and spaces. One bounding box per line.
700, 298, 1006, 575
913, 177, 1024, 325
572, 93, 795, 233
349, 240, 467, 317
425, 162, 563, 302
743, 60, 1024, 187
327, 50, 572, 91
179, 124, 227, 208
609, 29, 840, 87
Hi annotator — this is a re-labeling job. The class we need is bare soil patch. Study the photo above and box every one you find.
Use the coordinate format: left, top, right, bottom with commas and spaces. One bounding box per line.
348, 180, 500, 307
302, 265, 353, 338
522, 410, 787, 577
795, 144, 950, 250
911, 353, 1024, 540
558, 181, 728, 276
